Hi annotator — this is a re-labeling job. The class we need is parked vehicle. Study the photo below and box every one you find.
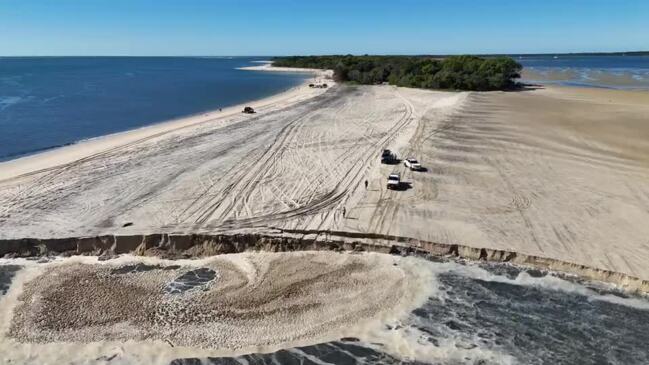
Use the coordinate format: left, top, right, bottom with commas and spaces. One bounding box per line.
387, 173, 401, 190
381, 149, 397, 164
404, 158, 422, 171
243, 106, 255, 114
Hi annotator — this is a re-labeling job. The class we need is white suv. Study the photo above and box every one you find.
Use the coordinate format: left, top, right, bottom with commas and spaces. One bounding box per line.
404, 158, 422, 171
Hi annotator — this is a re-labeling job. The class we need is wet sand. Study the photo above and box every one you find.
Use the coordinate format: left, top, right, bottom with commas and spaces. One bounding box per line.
0, 252, 434, 364
521, 68, 649, 89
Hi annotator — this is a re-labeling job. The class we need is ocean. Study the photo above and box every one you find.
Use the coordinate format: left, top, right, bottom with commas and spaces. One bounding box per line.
0, 57, 309, 161
517, 55, 649, 89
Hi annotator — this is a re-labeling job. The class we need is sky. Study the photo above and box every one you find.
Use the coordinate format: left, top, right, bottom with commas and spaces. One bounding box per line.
1, 0, 648, 56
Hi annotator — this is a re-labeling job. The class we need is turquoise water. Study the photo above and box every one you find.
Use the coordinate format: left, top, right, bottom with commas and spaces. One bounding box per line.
0, 57, 308, 161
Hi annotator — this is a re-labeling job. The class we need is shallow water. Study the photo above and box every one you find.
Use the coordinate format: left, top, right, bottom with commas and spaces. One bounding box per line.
517, 55, 649, 90
1, 255, 648, 365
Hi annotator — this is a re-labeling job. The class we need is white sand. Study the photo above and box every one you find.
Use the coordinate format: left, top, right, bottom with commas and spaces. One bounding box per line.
0, 83, 463, 239
1, 75, 649, 282
337, 86, 649, 280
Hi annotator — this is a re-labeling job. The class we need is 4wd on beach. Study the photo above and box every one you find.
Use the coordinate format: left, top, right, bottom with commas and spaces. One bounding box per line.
404, 158, 422, 171
386, 173, 400, 190
242, 106, 255, 114
381, 149, 396, 164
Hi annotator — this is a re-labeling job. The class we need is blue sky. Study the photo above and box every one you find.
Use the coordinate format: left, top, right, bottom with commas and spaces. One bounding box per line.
1, 0, 647, 56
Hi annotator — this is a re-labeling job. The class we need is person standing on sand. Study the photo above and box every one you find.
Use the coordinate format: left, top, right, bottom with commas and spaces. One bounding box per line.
342, 207, 346, 218
365, 180, 368, 189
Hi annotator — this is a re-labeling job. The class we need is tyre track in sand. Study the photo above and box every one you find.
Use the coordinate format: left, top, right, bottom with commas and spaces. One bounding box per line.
197, 87, 416, 233
189, 89, 349, 228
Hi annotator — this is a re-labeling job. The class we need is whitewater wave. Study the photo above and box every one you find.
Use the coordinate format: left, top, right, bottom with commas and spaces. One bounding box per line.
437, 261, 649, 310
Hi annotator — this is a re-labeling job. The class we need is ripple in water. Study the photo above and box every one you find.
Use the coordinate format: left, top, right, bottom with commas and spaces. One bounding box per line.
165, 268, 217, 294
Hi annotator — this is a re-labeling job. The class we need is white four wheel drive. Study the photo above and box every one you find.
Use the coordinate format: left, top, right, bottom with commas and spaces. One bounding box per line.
404, 158, 422, 171
386, 173, 401, 190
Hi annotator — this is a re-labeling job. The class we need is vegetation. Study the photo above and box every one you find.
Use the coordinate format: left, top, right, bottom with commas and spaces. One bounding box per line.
273, 55, 522, 91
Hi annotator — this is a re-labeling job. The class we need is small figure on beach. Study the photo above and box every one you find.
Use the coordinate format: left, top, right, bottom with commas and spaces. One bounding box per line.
342, 207, 346, 218
364, 180, 368, 189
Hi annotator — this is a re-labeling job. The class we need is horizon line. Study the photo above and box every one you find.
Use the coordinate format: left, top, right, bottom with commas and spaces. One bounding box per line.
1, 50, 648, 58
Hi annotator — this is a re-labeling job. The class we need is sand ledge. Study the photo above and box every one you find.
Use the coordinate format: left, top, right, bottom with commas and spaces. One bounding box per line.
1, 232, 648, 293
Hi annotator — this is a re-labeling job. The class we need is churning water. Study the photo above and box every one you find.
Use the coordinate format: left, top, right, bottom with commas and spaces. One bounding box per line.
1, 254, 648, 365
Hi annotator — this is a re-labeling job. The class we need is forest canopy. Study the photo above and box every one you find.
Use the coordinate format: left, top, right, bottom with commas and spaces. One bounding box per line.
273, 55, 522, 91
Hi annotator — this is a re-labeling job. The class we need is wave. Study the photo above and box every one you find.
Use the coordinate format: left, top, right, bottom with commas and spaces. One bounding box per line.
436, 262, 649, 311
0, 96, 24, 111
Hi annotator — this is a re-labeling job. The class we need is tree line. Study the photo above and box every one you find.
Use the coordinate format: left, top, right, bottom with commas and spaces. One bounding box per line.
273, 55, 522, 91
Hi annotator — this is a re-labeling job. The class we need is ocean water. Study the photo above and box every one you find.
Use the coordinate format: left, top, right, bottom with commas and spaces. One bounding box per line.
1, 257, 648, 365
0, 57, 309, 161
172, 260, 649, 365
517, 55, 649, 90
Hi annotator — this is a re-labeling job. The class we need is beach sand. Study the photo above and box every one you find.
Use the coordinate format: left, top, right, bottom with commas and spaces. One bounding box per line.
337, 85, 649, 280
1, 68, 649, 282
0, 252, 433, 364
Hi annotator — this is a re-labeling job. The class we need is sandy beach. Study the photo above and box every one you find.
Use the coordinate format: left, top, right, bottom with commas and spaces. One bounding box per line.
1, 67, 649, 285
0, 67, 332, 180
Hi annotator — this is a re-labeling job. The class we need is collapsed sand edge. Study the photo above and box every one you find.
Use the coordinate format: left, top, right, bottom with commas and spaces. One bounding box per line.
1, 230, 647, 293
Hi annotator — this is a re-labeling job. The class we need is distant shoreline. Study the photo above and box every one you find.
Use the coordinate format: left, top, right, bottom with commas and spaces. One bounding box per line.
1, 51, 648, 58
0, 65, 331, 181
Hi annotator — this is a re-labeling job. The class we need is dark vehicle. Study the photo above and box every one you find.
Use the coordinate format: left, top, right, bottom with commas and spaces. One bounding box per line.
243, 106, 256, 114
381, 149, 396, 164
